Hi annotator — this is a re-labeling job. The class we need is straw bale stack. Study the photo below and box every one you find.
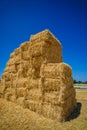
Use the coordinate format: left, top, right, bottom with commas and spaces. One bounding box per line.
1, 29, 76, 122
29, 40, 62, 63
30, 30, 61, 47
20, 42, 30, 60
20, 41, 30, 51
28, 30, 62, 78
15, 48, 21, 63
39, 62, 76, 121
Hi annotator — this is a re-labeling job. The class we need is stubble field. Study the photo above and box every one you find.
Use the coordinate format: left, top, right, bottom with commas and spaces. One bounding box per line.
0, 89, 87, 130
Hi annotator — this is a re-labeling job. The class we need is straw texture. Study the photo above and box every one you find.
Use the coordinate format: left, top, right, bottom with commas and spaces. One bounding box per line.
1, 30, 76, 122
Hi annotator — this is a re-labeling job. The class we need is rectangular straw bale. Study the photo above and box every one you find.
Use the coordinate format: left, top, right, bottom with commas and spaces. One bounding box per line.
45, 42, 62, 63
27, 78, 40, 89
40, 63, 73, 88
59, 76, 73, 89
30, 56, 43, 78
24, 100, 39, 112
20, 41, 30, 51
65, 87, 76, 99
40, 63, 61, 79
65, 77, 73, 88
30, 30, 62, 63
65, 97, 76, 110
41, 102, 61, 120
58, 63, 72, 76
29, 40, 62, 63
30, 55, 43, 68
40, 63, 72, 78
43, 91, 60, 104
25, 88, 42, 101
59, 87, 76, 101
22, 50, 30, 60
30, 30, 61, 48
30, 30, 50, 42
61, 97, 76, 119
41, 102, 52, 118
40, 78, 60, 92
15, 60, 29, 73
29, 40, 55, 58
29, 41, 44, 57
59, 95, 76, 110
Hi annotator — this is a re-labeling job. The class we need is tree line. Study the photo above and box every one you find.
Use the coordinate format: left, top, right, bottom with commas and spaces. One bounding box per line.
74, 79, 87, 84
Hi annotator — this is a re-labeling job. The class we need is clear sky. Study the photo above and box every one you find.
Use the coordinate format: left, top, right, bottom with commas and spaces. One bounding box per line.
0, 0, 87, 81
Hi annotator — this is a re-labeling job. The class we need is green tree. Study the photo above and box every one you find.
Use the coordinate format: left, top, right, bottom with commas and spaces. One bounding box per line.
73, 79, 77, 83
78, 81, 82, 84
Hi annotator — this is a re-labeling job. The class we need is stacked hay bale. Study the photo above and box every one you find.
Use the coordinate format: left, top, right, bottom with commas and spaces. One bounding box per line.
1, 29, 76, 122
2, 50, 17, 101
29, 30, 62, 78
15, 42, 30, 106
24, 30, 62, 112
40, 63, 76, 121
1, 42, 31, 104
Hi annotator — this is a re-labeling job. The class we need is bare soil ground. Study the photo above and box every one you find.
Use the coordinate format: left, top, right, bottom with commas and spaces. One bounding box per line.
0, 89, 87, 130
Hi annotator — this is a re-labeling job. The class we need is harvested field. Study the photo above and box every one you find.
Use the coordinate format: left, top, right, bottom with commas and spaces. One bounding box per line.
0, 89, 87, 130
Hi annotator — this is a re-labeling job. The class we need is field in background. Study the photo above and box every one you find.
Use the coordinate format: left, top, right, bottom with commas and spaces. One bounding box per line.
0, 89, 87, 130
74, 83, 87, 86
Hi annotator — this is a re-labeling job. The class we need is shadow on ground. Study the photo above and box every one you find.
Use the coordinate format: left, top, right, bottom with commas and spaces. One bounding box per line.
66, 102, 82, 121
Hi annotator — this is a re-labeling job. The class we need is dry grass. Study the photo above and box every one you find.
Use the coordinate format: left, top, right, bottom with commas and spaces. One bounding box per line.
0, 89, 87, 130
74, 84, 87, 86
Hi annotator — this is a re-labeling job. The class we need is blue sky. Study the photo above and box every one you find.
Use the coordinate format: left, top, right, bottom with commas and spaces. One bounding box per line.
0, 0, 87, 81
